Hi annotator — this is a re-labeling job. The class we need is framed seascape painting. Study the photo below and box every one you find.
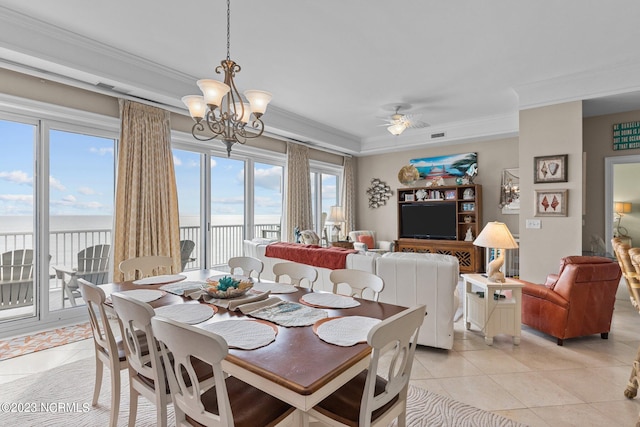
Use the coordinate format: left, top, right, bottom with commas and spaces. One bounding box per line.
535, 189, 568, 217
410, 152, 477, 179
533, 154, 568, 183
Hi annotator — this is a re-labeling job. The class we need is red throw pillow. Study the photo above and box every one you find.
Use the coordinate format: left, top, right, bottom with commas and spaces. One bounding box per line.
357, 235, 375, 250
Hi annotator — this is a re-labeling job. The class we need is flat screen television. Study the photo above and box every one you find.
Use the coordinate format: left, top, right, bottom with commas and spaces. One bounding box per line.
400, 202, 457, 240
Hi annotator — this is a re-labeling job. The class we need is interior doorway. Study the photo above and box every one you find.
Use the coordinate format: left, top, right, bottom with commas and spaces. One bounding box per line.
605, 154, 640, 254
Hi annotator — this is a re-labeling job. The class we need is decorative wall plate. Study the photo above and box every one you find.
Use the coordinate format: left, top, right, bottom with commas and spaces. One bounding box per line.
398, 165, 420, 186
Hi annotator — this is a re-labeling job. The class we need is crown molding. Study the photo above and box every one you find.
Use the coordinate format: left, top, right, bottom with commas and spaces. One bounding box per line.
515, 58, 640, 110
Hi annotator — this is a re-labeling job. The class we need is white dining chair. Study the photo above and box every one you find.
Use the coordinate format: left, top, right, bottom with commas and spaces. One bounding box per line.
329, 269, 385, 301
307, 304, 427, 427
273, 261, 318, 289
151, 316, 295, 427
77, 279, 127, 427
118, 255, 173, 281
228, 256, 263, 280
111, 293, 214, 427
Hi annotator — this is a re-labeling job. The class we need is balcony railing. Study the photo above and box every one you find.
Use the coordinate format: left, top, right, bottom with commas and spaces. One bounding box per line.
0, 222, 281, 282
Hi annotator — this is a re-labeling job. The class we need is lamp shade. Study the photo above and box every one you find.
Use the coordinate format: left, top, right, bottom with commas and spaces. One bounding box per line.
473, 221, 518, 249
614, 201, 632, 214
181, 95, 207, 120
233, 102, 252, 124
327, 206, 346, 223
197, 79, 230, 108
244, 90, 272, 116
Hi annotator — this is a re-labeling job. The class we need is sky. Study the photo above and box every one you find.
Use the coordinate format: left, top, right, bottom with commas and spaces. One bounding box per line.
0, 119, 337, 221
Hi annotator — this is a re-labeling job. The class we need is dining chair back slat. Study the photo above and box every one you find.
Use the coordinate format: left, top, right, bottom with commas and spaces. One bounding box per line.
273, 261, 318, 289
228, 256, 263, 280
118, 256, 173, 281
330, 269, 384, 302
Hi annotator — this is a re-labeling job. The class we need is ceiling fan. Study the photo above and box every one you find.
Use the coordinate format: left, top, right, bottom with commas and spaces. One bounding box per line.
379, 103, 430, 136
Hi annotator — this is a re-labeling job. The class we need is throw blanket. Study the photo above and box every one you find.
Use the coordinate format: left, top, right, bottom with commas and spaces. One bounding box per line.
265, 242, 357, 270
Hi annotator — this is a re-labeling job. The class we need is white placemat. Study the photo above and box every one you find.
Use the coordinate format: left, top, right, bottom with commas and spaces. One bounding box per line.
154, 304, 215, 325
160, 281, 207, 296
252, 282, 298, 294
133, 274, 186, 285
117, 289, 165, 303
315, 316, 382, 346
201, 320, 277, 350
247, 301, 327, 327
301, 292, 360, 308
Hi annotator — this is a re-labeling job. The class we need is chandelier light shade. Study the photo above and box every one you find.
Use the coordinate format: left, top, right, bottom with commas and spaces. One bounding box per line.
182, 0, 272, 157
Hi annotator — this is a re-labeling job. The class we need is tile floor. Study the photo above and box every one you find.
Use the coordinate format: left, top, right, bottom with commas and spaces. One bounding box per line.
0, 299, 639, 426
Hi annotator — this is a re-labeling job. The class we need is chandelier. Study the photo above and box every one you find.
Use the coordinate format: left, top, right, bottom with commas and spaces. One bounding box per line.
182, 0, 272, 157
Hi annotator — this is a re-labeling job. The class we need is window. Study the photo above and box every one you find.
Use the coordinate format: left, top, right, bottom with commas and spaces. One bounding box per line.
310, 164, 341, 243
173, 148, 202, 271
253, 161, 283, 241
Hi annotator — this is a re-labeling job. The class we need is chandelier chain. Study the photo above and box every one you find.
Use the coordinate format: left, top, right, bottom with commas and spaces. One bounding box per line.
226, 0, 231, 61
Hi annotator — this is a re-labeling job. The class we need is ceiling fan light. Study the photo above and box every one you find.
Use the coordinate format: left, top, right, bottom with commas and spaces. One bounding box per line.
181, 95, 207, 120
197, 79, 230, 108
388, 123, 406, 136
244, 90, 272, 117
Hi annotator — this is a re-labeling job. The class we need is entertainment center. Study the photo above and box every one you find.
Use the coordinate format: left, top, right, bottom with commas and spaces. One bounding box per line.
395, 184, 484, 273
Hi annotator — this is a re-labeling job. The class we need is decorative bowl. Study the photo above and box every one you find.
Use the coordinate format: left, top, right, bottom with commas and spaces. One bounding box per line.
204, 275, 253, 299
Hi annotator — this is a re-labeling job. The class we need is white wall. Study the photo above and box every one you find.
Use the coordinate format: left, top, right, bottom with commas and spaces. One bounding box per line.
519, 102, 583, 282
614, 163, 640, 246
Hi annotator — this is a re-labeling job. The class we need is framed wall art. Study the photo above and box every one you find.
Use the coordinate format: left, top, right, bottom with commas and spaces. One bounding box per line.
410, 152, 477, 180
534, 154, 568, 183
535, 189, 568, 217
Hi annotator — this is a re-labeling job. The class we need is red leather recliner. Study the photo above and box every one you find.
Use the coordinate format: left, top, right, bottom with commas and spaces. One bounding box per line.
520, 256, 622, 346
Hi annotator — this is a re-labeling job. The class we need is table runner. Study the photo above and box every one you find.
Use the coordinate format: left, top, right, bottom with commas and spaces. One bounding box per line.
201, 320, 277, 350
184, 288, 271, 310
314, 316, 381, 346
154, 304, 216, 325
247, 300, 327, 327
264, 242, 357, 270
160, 281, 207, 296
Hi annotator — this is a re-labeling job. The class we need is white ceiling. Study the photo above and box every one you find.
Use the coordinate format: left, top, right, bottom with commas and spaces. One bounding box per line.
1, 0, 640, 155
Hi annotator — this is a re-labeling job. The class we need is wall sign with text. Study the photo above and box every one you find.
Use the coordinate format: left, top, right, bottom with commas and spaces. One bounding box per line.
613, 121, 640, 150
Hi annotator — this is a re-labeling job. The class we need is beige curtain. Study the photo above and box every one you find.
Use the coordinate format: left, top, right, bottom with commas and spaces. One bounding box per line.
283, 142, 312, 242
341, 156, 355, 236
112, 100, 181, 281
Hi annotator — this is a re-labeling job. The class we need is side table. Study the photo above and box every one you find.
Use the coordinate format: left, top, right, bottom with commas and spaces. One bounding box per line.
331, 241, 354, 249
462, 273, 524, 345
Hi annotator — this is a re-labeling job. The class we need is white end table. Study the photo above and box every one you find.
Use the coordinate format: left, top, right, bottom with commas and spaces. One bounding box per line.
462, 273, 524, 345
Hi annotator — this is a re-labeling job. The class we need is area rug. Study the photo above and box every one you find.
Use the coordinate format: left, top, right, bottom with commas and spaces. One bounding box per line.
0, 357, 526, 426
0, 322, 92, 361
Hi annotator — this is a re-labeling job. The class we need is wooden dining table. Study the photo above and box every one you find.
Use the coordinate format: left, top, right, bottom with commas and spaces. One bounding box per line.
102, 269, 408, 421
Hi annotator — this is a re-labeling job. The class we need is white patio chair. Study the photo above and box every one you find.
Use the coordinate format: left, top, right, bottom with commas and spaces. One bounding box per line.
228, 256, 263, 280
0, 249, 35, 310
308, 305, 426, 427
77, 279, 127, 427
151, 316, 295, 427
330, 269, 385, 302
118, 255, 173, 281
273, 261, 318, 289
54, 244, 110, 308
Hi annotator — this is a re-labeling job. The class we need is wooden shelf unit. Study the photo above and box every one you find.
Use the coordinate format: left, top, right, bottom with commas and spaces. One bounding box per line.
395, 184, 484, 273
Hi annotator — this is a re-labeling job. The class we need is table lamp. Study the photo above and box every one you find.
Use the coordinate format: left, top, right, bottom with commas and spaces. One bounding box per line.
473, 221, 518, 283
327, 206, 345, 242
614, 201, 632, 237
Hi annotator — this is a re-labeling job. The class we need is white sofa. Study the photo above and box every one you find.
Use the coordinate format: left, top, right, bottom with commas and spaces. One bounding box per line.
243, 240, 459, 349
375, 252, 459, 350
